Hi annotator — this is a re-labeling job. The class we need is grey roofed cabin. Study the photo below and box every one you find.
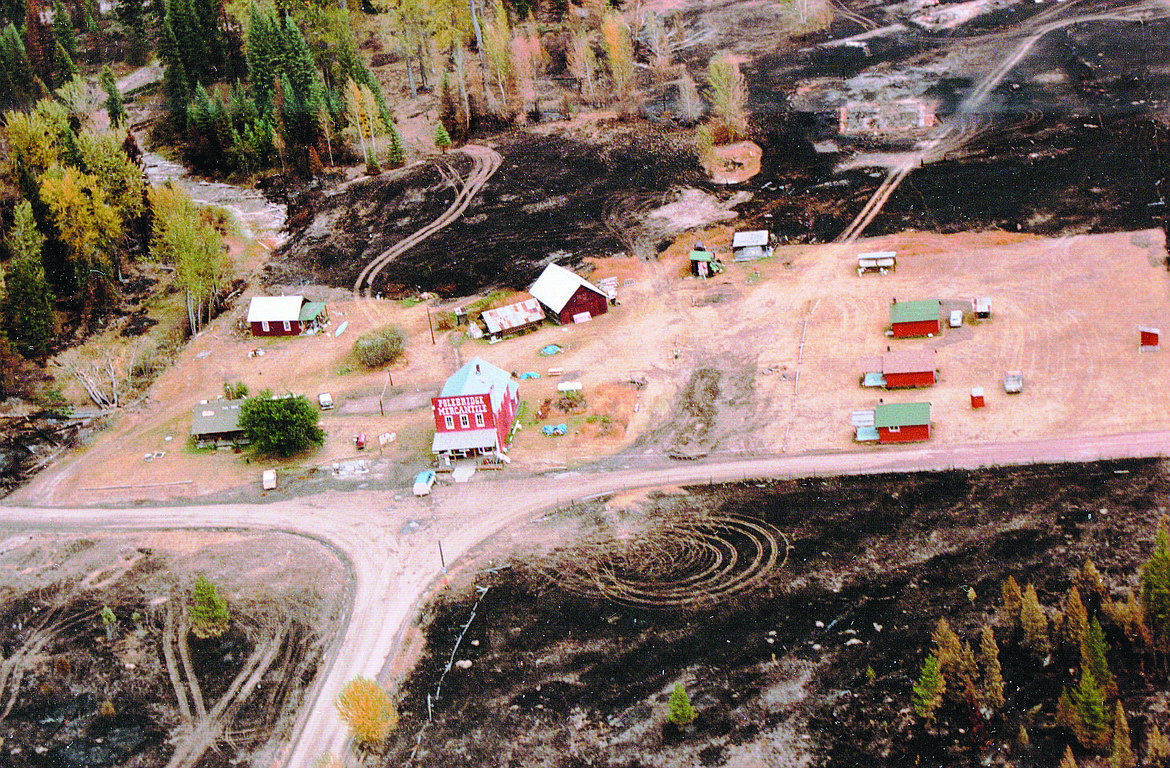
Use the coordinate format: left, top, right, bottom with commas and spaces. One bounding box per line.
190, 399, 249, 447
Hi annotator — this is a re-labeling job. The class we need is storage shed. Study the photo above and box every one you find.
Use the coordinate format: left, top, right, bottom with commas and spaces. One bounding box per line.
732, 230, 773, 261
882, 349, 937, 388
974, 298, 992, 319
689, 250, 724, 277
481, 298, 545, 339
246, 296, 328, 337
890, 299, 941, 338
529, 263, 609, 324
1140, 326, 1160, 351
874, 402, 931, 443
190, 399, 248, 448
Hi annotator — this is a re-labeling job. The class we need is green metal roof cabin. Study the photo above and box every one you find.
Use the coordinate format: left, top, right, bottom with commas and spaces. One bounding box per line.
873, 402, 931, 443
889, 299, 941, 338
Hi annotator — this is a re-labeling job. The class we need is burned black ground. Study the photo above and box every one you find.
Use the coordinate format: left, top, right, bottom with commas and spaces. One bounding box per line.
388, 459, 1170, 767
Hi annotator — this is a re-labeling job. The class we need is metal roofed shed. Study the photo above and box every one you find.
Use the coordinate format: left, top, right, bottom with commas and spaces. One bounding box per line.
732, 230, 773, 261
481, 298, 545, 339
1004, 371, 1024, 393
689, 250, 724, 277
529, 263, 609, 324
190, 399, 248, 448
889, 299, 941, 338
873, 401, 931, 443
857, 251, 896, 275
974, 298, 992, 319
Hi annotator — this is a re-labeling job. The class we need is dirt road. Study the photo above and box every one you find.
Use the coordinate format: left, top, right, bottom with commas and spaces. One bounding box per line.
354, 144, 503, 295
3, 428, 1169, 766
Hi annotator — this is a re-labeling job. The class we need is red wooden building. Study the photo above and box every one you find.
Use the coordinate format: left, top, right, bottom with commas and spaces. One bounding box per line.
430, 358, 519, 459
883, 349, 937, 388
889, 299, 941, 338
874, 402, 931, 443
1140, 326, 1160, 351
246, 295, 328, 337
530, 263, 609, 325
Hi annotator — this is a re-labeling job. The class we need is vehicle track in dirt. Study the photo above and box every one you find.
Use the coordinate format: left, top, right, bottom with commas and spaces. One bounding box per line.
353, 145, 503, 296
835, 1, 1161, 242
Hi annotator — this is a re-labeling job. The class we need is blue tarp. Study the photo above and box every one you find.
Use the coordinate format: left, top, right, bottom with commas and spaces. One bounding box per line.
541, 424, 567, 436
540, 345, 563, 356
520, 372, 540, 379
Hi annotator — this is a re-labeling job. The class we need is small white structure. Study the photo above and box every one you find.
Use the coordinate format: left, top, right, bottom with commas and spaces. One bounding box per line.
261, 469, 277, 490
974, 298, 992, 319
732, 230, 773, 261
857, 251, 896, 275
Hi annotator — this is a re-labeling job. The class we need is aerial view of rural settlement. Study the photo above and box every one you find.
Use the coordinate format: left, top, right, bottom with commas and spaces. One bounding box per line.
3, 0, 1170, 762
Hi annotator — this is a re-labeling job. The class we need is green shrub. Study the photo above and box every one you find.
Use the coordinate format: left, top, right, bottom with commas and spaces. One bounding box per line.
668, 682, 696, 726
190, 575, 230, 638
353, 326, 406, 368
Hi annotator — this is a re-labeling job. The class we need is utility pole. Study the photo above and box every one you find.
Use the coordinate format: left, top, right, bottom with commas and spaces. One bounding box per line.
427, 306, 436, 345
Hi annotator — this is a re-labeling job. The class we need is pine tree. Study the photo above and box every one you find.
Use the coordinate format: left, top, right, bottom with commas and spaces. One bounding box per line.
1142, 516, 1170, 651
1021, 584, 1050, 655
932, 618, 962, 680
1103, 588, 1153, 646
1060, 745, 1079, 768
434, 120, 451, 153
114, 0, 146, 65
190, 575, 230, 637
99, 65, 126, 126
385, 120, 405, 168
439, 71, 464, 143
1002, 576, 1023, 627
912, 653, 945, 720
1148, 723, 1170, 765
1062, 670, 1111, 752
1, 255, 55, 356
1078, 559, 1109, 609
1064, 585, 1090, 652
308, 145, 323, 176
51, 39, 75, 85
667, 682, 696, 726
8, 200, 45, 261
1082, 617, 1116, 698
954, 641, 979, 702
978, 626, 1005, 710
1017, 725, 1030, 750
1111, 701, 1135, 768
23, 0, 55, 86
0, 23, 37, 108
246, 2, 278, 113
49, 0, 76, 62
163, 59, 189, 126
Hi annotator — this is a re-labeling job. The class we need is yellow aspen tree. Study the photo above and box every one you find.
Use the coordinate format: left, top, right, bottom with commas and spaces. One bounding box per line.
1063, 586, 1089, 652
1021, 584, 1050, 655
601, 11, 633, 101
1002, 576, 1023, 627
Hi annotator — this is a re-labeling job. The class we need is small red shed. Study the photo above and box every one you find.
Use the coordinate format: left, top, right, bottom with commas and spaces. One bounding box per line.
874, 402, 931, 443
1140, 326, 1160, 351
529, 263, 609, 325
970, 387, 985, 408
882, 350, 937, 388
889, 299, 941, 338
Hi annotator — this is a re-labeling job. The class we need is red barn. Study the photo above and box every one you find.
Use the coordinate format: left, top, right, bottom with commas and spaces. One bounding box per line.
883, 350, 937, 388
246, 295, 328, 337
431, 358, 519, 459
874, 402, 931, 443
889, 299, 941, 338
529, 263, 609, 325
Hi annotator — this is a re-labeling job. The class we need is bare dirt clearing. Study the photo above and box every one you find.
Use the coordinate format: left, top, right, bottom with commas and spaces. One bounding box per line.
391, 459, 1168, 767
13, 226, 1170, 506
0, 529, 347, 768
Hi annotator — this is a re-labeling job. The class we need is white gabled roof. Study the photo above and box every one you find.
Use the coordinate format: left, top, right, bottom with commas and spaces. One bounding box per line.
733, 230, 769, 248
529, 263, 605, 314
247, 295, 305, 323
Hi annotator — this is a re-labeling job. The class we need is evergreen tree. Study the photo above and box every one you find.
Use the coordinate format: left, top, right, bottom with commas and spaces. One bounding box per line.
1148, 723, 1170, 765
954, 641, 978, 702
163, 58, 189, 126
51, 39, 75, 85
99, 65, 126, 126
1142, 516, 1170, 651
190, 0, 223, 77
190, 575, 230, 637
434, 120, 451, 152
8, 200, 45, 262
385, 119, 404, 168
1078, 559, 1109, 609
1111, 701, 1135, 768
114, 0, 146, 65
245, 2, 278, 113
2, 255, 55, 356
1064, 585, 1090, 652
932, 618, 962, 680
978, 626, 1005, 710
1082, 617, 1116, 698
49, 0, 76, 62
1058, 670, 1111, 752
912, 653, 945, 720
667, 682, 696, 726
439, 71, 465, 143
1021, 584, 1050, 655
0, 23, 37, 108
1059, 745, 1079, 768
308, 145, 323, 176
166, 0, 207, 84
1002, 576, 1023, 627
